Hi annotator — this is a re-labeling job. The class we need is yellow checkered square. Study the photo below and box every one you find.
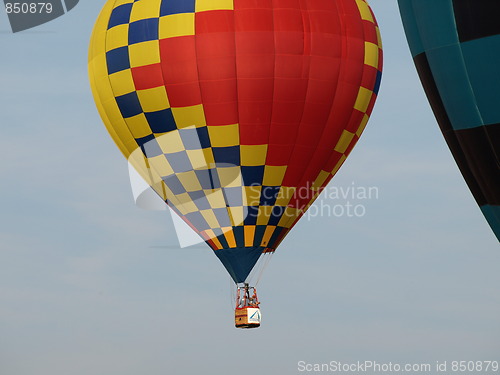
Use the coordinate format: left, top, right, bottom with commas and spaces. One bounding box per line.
136, 86, 170, 113
376, 26, 383, 49
263, 165, 287, 186
201, 209, 220, 229
206, 189, 227, 209
130, 0, 162, 22
208, 124, 240, 147
275, 186, 296, 207
356, 114, 370, 137
355, 0, 374, 23
125, 113, 153, 139
354, 87, 373, 113
228, 206, 245, 226
334, 130, 356, 154
331, 155, 347, 175
217, 167, 242, 187
156, 131, 185, 153
312, 170, 330, 190
364, 42, 379, 69
105, 24, 129, 52
148, 155, 175, 177
195, 0, 234, 12
159, 13, 195, 39
186, 148, 210, 169
167, 193, 183, 210
108, 69, 136, 97
256, 206, 273, 226
177, 171, 203, 192
202, 148, 216, 167
278, 207, 301, 228
304, 191, 321, 210
174, 193, 199, 214
242, 186, 261, 206
172, 105, 207, 128
129, 40, 161, 68
240, 144, 267, 166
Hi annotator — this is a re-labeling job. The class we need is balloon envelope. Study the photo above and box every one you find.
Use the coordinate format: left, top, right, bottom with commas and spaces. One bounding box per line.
398, 0, 500, 241
89, 0, 383, 282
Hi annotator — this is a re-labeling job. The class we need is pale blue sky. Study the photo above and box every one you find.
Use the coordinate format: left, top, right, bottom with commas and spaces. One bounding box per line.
0, 1, 499, 375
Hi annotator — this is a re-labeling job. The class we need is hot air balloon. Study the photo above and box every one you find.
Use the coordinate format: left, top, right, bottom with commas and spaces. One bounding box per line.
398, 0, 500, 241
89, 0, 383, 328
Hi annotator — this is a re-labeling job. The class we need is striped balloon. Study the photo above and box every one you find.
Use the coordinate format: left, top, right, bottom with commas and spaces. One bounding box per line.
399, 0, 500, 241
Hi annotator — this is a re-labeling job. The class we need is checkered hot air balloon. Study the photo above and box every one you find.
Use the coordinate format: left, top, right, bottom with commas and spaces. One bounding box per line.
88, 0, 383, 327
399, 0, 500, 242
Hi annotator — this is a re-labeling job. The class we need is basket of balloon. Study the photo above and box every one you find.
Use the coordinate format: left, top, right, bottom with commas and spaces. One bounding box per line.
235, 284, 261, 329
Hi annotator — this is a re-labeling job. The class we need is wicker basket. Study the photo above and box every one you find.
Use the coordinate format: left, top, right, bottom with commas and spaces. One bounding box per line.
235, 307, 261, 329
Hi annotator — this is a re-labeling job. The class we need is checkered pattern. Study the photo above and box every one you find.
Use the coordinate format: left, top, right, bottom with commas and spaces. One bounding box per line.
89, 0, 383, 257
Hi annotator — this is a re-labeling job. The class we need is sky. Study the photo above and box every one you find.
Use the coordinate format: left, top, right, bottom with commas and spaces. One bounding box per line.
0, 1, 499, 375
